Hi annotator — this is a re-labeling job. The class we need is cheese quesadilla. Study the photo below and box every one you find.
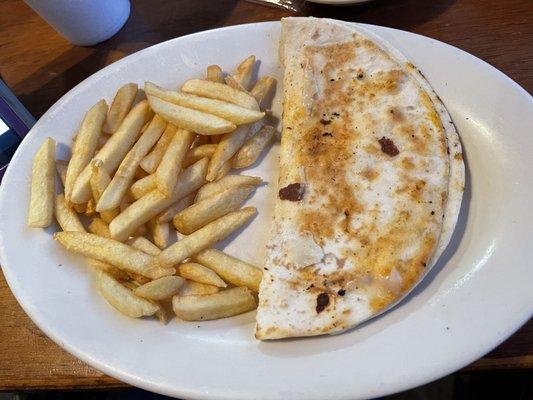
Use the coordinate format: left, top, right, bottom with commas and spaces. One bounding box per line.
255, 18, 465, 339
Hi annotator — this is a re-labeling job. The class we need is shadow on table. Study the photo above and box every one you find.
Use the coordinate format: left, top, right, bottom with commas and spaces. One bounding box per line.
304, 0, 457, 30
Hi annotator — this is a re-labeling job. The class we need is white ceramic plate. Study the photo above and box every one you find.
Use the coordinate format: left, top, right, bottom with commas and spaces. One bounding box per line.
1, 21, 532, 400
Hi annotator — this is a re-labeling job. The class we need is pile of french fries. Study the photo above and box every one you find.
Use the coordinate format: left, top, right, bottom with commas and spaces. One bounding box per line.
27, 56, 276, 323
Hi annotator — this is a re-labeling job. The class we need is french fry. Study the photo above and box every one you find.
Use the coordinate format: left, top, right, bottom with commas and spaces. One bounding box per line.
155, 127, 194, 196
155, 207, 257, 268
132, 223, 147, 237
129, 273, 151, 285
55, 194, 85, 232
177, 262, 227, 287
183, 144, 217, 167
179, 281, 220, 296
173, 185, 254, 234
172, 287, 256, 321
155, 301, 174, 324
126, 236, 161, 256
130, 174, 156, 199
73, 203, 87, 214
103, 83, 138, 134
87, 259, 130, 281
233, 125, 275, 169
109, 158, 208, 241
149, 219, 169, 249
234, 55, 255, 90
145, 82, 264, 125
134, 167, 149, 180
250, 76, 276, 108
70, 100, 149, 204
206, 124, 250, 181
64, 100, 107, 201
225, 75, 247, 92
89, 160, 119, 223
147, 95, 236, 136
88, 217, 111, 237
140, 122, 173, 173
206, 65, 224, 83
97, 134, 110, 150
56, 160, 68, 186
157, 192, 196, 223
215, 158, 232, 180
54, 232, 174, 279
28, 138, 56, 228
97, 271, 160, 318
195, 174, 262, 203
181, 79, 259, 110
96, 114, 166, 211
85, 198, 97, 216
194, 249, 263, 292
134, 276, 185, 300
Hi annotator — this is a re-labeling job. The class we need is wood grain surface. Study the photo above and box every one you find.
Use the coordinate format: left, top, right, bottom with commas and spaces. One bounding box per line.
0, 0, 531, 391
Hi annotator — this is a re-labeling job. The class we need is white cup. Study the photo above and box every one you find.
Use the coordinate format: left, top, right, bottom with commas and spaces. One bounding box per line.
25, 0, 131, 46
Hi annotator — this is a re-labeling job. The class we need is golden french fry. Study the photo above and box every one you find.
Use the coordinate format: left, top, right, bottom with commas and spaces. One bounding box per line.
149, 219, 169, 249
250, 76, 276, 108
134, 276, 185, 300
88, 217, 111, 237
179, 281, 219, 296
215, 158, 232, 180
56, 160, 68, 186
154, 300, 174, 324
70, 100, 149, 204
140, 122, 173, 173
179, 281, 220, 296
155, 127, 194, 196
155, 207, 257, 268
177, 262, 226, 287
126, 236, 161, 256
206, 65, 224, 83
130, 174, 156, 200
181, 79, 259, 110
85, 198, 97, 216
103, 83, 138, 134
157, 192, 196, 223
97, 134, 110, 150
234, 55, 256, 90
55, 194, 85, 232
194, 249, 263, 292
172, 287, 256, 321
174, 185, 254, 234
225, 75, 247, 92
97, 271, 160, 318
96, 115, 166, 211
28, 138, 56, 228
64, 100, 107, 201
183, 144, 217, 167
73, 203, 87, 214
206, 124, 250, 181
145, 82, 264, 125
54, 232, 173, 279
147, 95, 236, 136
109, 158, 208, 241
195, 174, 262, 203
89, 160, 119, 223
233, 125, 275, 169
87, 258, 130, 281
129, 273, 151, 285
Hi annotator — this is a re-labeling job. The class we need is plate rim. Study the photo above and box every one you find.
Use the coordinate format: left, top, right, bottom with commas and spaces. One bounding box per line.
1, 20, 532, 400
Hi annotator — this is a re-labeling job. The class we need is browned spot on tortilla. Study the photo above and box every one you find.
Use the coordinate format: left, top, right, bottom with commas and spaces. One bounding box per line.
316, 293, 330, 313
378, 137, 400, 157
401, 157, 415, 170
388, 107, 404, 122
454, 152, 463, 160
279, 183, 305, 201
360, 167, 379, 181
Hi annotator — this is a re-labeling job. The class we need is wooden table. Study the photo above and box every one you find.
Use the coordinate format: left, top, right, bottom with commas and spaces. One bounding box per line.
1, 0, 531, 391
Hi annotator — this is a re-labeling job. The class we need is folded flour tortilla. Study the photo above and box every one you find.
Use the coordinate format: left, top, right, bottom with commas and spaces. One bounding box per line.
255, 18, 465, 340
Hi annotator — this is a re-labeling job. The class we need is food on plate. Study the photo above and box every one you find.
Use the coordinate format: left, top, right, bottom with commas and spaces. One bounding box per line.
27, 55, 274, 322
173, 185, 255, 234
155, 207, 257, 268
172, 287, 256, 321
176, 262, 227, 288
194, 249, 263, 292
233, 125, 276, 168
64, 100, 107, 201
27, 137, 56, 228
255, 17, 465, 339
103, 83, 138, 134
